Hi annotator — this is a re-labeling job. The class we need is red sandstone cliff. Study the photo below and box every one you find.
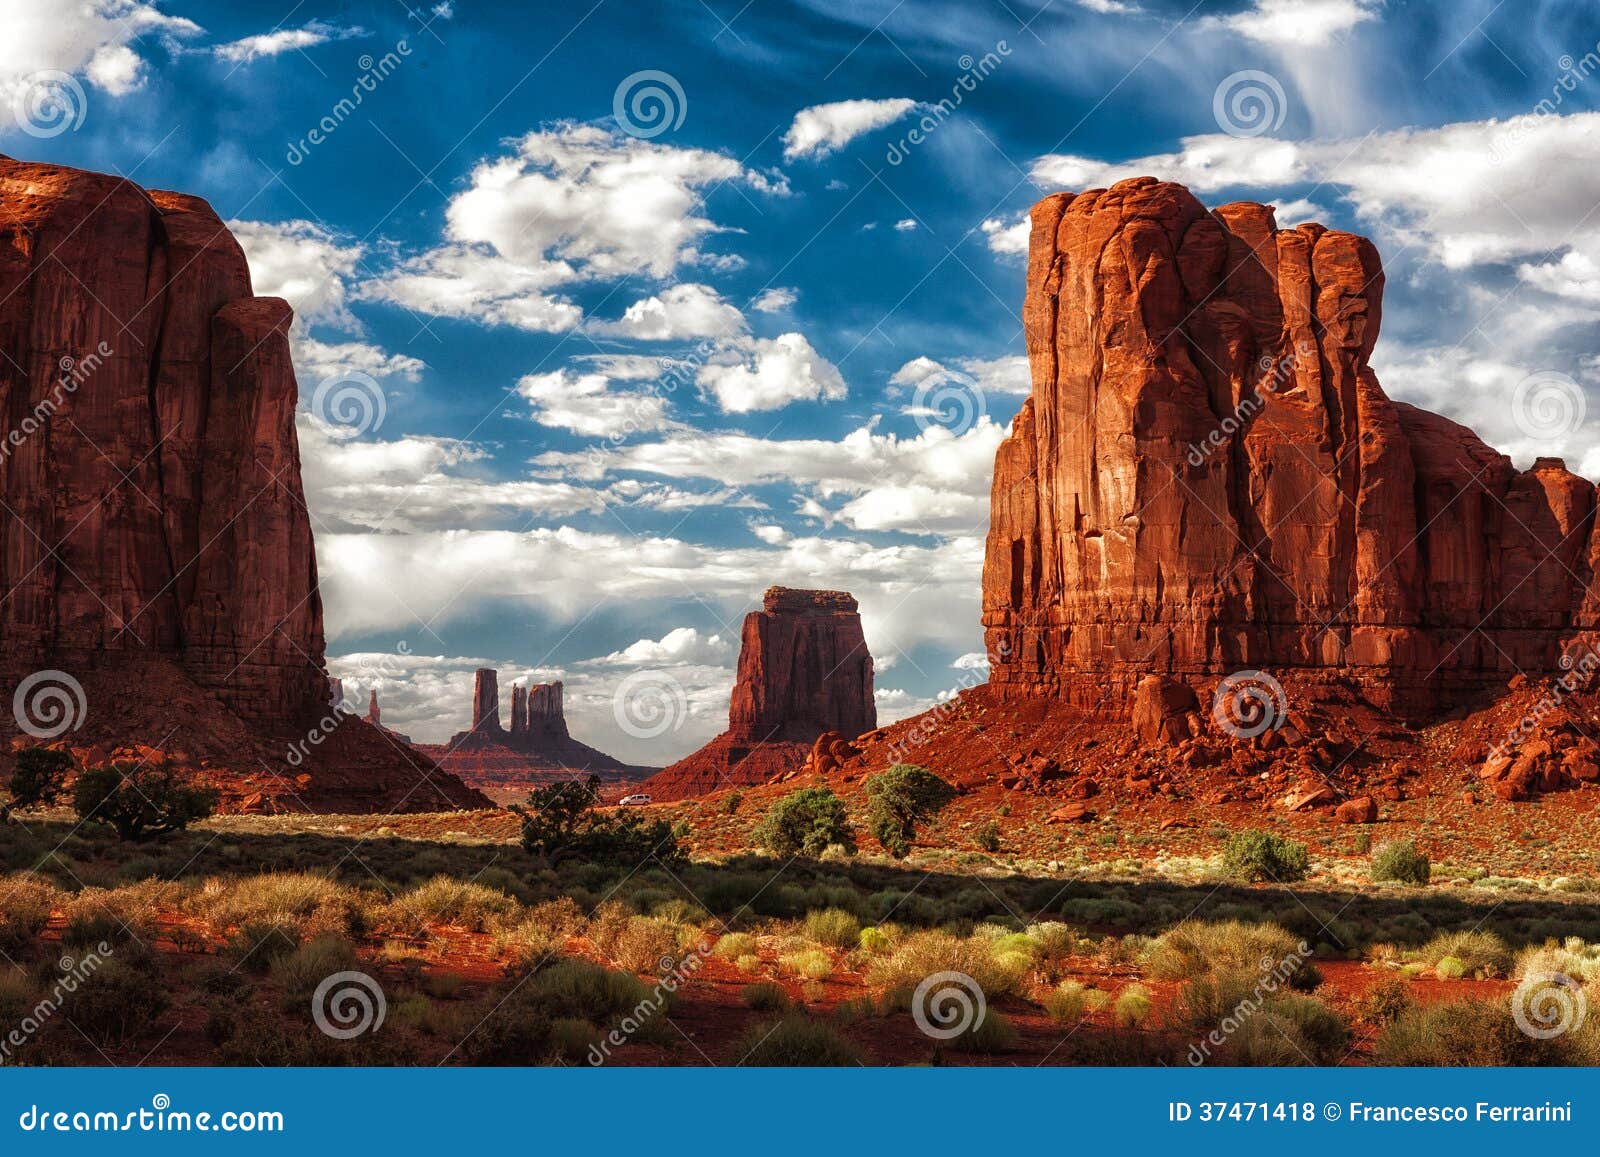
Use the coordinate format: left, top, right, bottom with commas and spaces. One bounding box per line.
639, 587, 877, 800
983, 177, 1600, 714
0, 157, 483, 812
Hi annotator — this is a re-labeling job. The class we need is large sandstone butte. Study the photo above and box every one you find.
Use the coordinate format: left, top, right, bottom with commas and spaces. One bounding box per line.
417, 669, 644, 802
983, 177, 1600, 715
640, 587, 877, 800
0, 156, 484, 812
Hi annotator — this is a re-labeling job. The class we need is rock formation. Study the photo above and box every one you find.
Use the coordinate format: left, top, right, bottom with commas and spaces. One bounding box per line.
0, 156, 484, 812
363, 690, 413, 744
983, 177, 1600, 716
418, 671, 642, 801
639, 587, 876, 799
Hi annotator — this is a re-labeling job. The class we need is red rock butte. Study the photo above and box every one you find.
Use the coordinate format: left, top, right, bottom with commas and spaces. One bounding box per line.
640, 586, 876, 800
983, 176, 1600, 716
0, 156, 483, 812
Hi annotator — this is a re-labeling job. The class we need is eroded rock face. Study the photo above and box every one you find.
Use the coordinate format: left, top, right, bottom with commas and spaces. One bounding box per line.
983, 177, 1600, 714
0, 158, 486, 812
639, 586, 876, 799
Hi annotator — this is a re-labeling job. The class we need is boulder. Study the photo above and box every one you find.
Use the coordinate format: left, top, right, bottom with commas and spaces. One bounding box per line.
1335, 795, 1378, 823
1131, 675, 1200, 745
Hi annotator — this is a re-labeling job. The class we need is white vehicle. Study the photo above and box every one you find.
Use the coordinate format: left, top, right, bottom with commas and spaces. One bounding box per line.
618, 793, 653, 806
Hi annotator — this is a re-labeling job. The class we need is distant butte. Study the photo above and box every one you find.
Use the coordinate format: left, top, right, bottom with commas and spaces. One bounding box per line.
638, 587, 877, 801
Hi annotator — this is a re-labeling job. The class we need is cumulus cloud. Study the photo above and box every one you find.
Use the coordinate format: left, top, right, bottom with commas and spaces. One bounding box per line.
889, 354, 1030, 399
751, 287, 797, 313
0, 0, 201, 119
213, 20, 368, 63
363, 124, 781, 331
783, 97, 920, 160
516, 368, 678, 438
586, 283, 746, 340
695, 332, 847, 412
541, 417, 1007, 536
1200, 0, 1381, 47
582, 627, 735, 668
981, 214, 1029, 256
230, 218, 365, 331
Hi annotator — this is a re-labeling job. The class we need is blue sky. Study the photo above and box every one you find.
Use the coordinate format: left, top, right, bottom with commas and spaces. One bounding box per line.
9, 0, 1600, 762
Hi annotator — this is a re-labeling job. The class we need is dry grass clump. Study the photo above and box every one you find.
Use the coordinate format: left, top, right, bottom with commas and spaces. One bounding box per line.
187, 872, 373, 938
383, 876, 519, 934
1416, 930, 1511, 978
0, 873, 62, 952
864, 930, 1028, 997
1145, 920, 1316, 988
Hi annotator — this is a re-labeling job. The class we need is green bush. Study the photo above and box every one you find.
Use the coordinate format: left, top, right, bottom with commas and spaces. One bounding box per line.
1042, 980, 1092, 1025
1112, 984, 1152, 1028
1221, 830, 1310, 883
752, 788, 855, 857
734, 1014, 862, 1065
741, 982, 791, 1012
803, 908, 861, 948
1370, 840, 1430, 885
1418, 930, 1511, 977
1372, 999, 1570, 1066
270, 933, 360, 1009
950, 1008, 1017, 1054
7, 747, 74, 809
514, 775, 686, 869
864, 765, 956, 857
69, 953, 170, 1046
779, 948, 833, 981
73, 761, 217, 841
976, 820, 1001, 853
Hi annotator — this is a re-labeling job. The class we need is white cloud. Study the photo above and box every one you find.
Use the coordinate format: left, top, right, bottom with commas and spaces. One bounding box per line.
696, 332, 847, 412
1070, 0, 1140, 12
587, 283, 746, 340
542, 417, 1007, 536
85, 43, 143, 94
582, 627, 734, 668
783, 97, 920, 160
752, 524, 789, 545
981, 214, 1029, 256
1272, 197, 1326, 227
1201, 0, 1380, 47
952, 652, 991, 670
0, 0, 201, 125
751, 287, 797, 313
516, 368, 677, 438
364, 124, 780, 331
893, 218, 917, 231
294, 338, 425, 387
890, 354, 1030, 398
214, 20, 367, 63
230, 218, 364, 330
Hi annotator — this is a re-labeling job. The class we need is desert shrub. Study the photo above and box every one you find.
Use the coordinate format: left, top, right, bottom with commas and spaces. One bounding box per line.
1221, 830, 1310, 883
547, 1017, 602, 1063
1359, 978, 1414, 1025
456, 993, 556, 1065
494, 898, 586, 965
1418, 930, 1511, 977
1042, 980, 1092, 1025
270, 933, 360, 1009
69, 953, 169, 1046
190, 872, 366, 937
779, 948, 833, 981
804, 908, 861, 948
949, 1008, 1017, 1054
1266, 994, 1348, 1063
610, 916, 687, 973
583, 900, 634, 962
741, 982, 791, 1012
976, 820, 1001, 853
226, 921, 301, 973
1513, 939, 1600, 983
7, 747, 74, 809
858, 926, 893, 954
0, 874, 59, 954
734, 1014, 862, 1066
1373, 999, 1567, 1066
723, 790, 744, 815
60, 904, 149, 949
1434, 956, 1467, 980
527, 958, 658, 1025
714, 932, 758, 960
1370, 840, 1430, 885
73, 760, 216, 841
753, 788, 855, 858
514, 776, 685, 869
735, 954, 761, 974
864, 930, 1026, 997
1028, 921, 1077, 958
1146, 920, 1317, 989
1112, 984, 1152, 1028
386, 876, 517, 933
864, 765, 956, 857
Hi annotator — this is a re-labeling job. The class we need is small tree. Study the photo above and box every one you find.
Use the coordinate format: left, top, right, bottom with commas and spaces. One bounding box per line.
1220, 829, 1310, 883
513, 775, 685, 869
1370, 839, 1430, 885
752, 787, 855, 857
864, 764, 956, 857
7, 747, 74, 809
73, 760, 217, 841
